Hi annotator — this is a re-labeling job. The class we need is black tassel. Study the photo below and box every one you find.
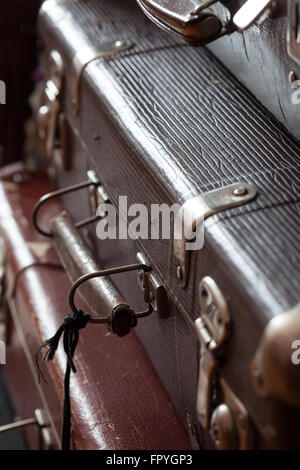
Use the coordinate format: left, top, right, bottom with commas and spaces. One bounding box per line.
35, 309, 90, 449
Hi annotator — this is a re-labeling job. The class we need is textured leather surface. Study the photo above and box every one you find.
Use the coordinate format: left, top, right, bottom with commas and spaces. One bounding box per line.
39, 0, 300, 448
135, 1, 300, 140
205, 1, 300, 140
0, 163, 190, 450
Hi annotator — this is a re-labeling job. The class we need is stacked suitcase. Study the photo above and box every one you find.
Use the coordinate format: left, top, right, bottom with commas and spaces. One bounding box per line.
0, 0, 299, 450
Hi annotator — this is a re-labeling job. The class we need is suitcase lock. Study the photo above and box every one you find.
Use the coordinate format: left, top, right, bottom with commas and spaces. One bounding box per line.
195, 277, 250, 449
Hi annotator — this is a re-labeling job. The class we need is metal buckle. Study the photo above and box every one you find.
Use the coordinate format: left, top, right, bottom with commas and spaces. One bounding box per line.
32, 174, 109, 237
174, 183, 257, 288
71, 40, 133, 111
288, 0, 300, 65
195, 277, 251, 449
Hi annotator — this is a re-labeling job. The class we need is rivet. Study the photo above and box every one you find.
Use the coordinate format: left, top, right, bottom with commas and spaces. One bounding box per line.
233, 186, 248, 197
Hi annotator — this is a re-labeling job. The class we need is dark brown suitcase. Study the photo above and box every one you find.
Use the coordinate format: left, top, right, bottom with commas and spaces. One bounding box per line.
34, 0, 300, 450
0, 162, 190, 450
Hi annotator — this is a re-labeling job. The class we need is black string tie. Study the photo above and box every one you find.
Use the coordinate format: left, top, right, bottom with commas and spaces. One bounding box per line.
35, 309, 90, 450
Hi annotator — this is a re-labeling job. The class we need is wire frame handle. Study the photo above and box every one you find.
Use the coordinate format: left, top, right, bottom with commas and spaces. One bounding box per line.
69, 263, 153, 325
32, 180, 99, 237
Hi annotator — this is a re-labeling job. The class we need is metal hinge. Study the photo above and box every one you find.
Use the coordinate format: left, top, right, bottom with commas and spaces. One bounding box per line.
137, 252, 168, 318
174, 182, 257, 288
195, 276, 251, 450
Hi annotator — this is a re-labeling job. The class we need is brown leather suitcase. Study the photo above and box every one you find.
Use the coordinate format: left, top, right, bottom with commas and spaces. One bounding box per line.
32, 0, 300, 450
0, 162, 190, 450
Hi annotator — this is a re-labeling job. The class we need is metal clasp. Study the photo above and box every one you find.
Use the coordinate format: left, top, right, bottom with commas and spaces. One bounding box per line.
174, 183, 257, 287
195, 276, 251, 449
195, 277, 231, 429
195, 0, 276, 38
233, 0, 276, 31
137, 252, 168, 318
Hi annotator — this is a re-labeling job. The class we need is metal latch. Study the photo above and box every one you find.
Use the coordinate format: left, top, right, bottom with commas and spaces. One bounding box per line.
137, 252, 168, 318
174, 183, 257, 287
71, 40, 133, 111
195, 277, 251, 449
0, 409, 54, 450
137, 0, 276, 47
288, 0, 300, 65
195, 276, 231, 430
233, 0, 276, 31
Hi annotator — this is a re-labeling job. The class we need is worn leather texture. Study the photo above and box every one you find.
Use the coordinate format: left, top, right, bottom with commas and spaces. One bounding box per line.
205, 1, 300, 141
39, 0, 300, 449
0, 163, 190, 450
136, 1, 300, 140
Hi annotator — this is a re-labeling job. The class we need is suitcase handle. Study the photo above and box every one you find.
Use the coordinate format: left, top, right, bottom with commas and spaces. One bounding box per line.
51, 212, 152, 337
32, 179, 100, 237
